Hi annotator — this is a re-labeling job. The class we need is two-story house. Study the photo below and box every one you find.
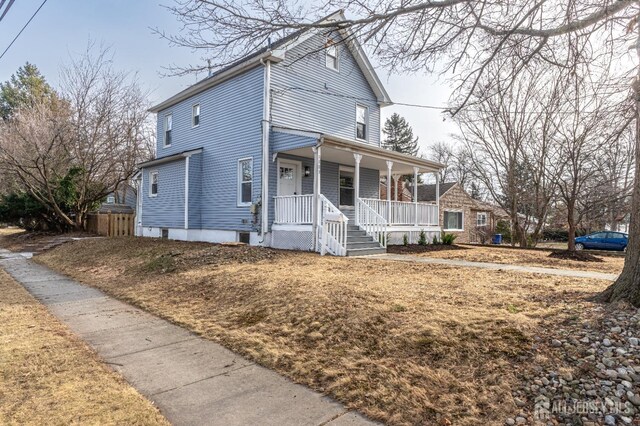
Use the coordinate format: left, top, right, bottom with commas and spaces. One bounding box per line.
135, 11, 445, 256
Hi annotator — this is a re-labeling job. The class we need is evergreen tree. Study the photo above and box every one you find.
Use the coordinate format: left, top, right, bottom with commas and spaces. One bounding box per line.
382, 113, 419, 156
0, 63, 56, 120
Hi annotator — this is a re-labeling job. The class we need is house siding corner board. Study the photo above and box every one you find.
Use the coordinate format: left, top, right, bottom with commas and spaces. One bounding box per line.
142, 161, 186, 229
153, 65, 264, 233
271, 32, 381, 146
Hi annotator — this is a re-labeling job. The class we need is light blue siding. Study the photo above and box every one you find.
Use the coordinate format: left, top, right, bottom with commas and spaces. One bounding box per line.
271, 32, 381, 146
271, 130, 317, 152
360, 168, 380, 199
142, 160, 185, 228
150, 65, 264, 232
188, 153, 202, 229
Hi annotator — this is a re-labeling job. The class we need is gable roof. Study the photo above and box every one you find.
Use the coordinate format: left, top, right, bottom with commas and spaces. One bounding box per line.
149, 11, 391, 113
410, 182, 457, 202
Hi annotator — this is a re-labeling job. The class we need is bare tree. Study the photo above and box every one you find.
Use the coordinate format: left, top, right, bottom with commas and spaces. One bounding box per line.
554, 70, 632, 251
0, 47, 151, 229
159, 0, 640, 304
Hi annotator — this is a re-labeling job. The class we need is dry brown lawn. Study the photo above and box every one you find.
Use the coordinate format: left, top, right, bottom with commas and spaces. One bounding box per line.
33, 237, 614, 426
0, 268, 168, 425
419, 245, 624, 274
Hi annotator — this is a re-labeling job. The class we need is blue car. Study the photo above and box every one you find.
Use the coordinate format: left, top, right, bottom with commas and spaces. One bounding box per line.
575, 231, 628, 252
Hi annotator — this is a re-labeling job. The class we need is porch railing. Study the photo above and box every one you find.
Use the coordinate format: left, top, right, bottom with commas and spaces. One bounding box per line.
274, 194, 313, 224
319, 194, 348, 256
356, 198, 388, 247
360, 198, 438, 226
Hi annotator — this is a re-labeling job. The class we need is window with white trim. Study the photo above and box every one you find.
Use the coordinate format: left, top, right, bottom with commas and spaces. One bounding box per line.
238, 158, 253, 206
443, 210, 463, 231
149, 171, 158, 197
106, 195, 115, 204
192, 104, 200, 127
326, 41, 338, 70
356, 105, 367, 140
164, 114, 172, 147
476, 212, 488, 227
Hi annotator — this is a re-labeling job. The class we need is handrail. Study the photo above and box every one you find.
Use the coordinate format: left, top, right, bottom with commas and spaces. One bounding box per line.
356, 198, 388, 248
318, 194, 348, 256
360, 198, 438, 226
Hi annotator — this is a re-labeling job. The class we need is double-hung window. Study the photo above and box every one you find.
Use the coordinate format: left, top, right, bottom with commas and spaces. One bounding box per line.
164, 114, 172, 147
192, 104, 200, 127
356, 105, 367, 140
238, 158, 253, 206
149, 171, 158, 197
476, 212, 487, 227
326, 41, 338, 70
443, 211, 463, 231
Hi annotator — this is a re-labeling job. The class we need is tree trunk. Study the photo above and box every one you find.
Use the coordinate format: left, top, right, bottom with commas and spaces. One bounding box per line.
567, 201, 576, 252
600, 15, 640, 306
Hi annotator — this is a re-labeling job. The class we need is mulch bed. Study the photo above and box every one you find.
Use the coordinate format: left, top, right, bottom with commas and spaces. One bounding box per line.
548, 250, 604, 263
386, 244, 467, 254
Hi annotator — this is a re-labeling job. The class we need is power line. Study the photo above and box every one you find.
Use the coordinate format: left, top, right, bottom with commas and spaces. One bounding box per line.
0, 0, 16, 23
0, 0, 48, 61
272, 84, 630, 116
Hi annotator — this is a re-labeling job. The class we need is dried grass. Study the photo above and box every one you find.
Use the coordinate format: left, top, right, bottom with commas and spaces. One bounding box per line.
418, 245, 624, 274
36, 237, 611, 425
0, 268, 168, 425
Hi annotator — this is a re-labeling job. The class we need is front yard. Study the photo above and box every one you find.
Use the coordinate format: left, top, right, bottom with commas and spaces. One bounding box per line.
398, 244, 625, 274
31, 237, 627, 425
0, 267, 167, 425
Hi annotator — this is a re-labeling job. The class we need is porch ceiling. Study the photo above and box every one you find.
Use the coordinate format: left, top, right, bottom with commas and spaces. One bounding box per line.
280, 138, 443, 175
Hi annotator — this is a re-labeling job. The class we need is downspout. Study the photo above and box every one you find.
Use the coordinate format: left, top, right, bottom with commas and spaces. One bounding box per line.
184, 156, 190, 232
138, 171, 143, 236
311, 137, 325, 250
260, 58, 271, 243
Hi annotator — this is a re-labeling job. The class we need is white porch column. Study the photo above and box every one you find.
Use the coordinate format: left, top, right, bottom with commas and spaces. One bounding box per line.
312, 146, 322, 250
386, 161, 393, 222
392, 173, 401, 201
413, 167, 419, 226
353, 153, 362, 225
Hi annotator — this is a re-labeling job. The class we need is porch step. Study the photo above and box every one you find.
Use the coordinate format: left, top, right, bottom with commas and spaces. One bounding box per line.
346, 241, 383, 249
346, 247, 386, 257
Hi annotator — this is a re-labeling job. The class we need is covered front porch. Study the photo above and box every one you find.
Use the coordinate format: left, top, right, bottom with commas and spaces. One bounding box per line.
268, 130, 444, 256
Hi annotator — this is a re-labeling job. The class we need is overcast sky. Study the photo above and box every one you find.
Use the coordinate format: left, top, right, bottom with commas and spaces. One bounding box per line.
0, 0, 459, 156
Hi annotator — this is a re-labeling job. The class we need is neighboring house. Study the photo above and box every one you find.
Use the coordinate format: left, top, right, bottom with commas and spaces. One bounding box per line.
410, 182, 508, 243
136, 11, 445, 256
96, 183, 137, 214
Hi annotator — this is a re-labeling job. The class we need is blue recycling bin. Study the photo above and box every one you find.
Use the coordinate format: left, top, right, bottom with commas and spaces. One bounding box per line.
492, 234, 503, 245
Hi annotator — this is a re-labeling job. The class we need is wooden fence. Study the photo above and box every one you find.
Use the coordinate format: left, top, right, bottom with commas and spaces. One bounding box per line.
86, 213, 135, 237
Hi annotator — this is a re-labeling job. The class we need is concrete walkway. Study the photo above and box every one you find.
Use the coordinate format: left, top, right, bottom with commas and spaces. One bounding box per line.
0, 250, 374, 426
358, 253, 619, 281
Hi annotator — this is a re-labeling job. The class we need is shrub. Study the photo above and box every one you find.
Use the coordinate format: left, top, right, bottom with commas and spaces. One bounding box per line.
418, 230, 427, 246
403, 234, 409, 246
441, 233, 457, 245
432, 235, 439, 245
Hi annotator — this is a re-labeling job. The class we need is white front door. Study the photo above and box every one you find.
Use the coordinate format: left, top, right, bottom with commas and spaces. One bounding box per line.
278, 160, 301, 196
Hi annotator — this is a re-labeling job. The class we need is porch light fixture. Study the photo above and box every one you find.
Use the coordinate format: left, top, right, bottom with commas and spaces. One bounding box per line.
304, 166, 310, 177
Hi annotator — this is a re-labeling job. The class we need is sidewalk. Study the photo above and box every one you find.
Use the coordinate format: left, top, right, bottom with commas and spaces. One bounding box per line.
0, 250, 374, 426
357, 253, 618, 281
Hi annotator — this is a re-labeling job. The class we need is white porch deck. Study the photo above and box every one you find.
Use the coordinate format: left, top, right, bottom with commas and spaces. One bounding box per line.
273, 194, 440, 256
